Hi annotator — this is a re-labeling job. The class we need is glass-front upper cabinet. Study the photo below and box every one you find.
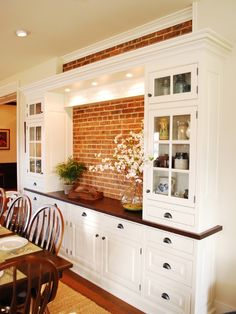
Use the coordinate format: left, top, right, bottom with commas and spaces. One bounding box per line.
27, 122, 43, 175
26, 101, 43, 119
146, 107, 197, 207
147, 64, 198, 103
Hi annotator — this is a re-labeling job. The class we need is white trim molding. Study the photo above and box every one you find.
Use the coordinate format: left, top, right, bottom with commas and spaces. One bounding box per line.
0, 81, 18, 98
20, 29, 232, 96
62, 7, 193, 65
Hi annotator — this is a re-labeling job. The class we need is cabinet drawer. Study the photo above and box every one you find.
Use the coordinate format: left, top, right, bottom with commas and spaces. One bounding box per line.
70, 205, 104, 226
143, 274, 191, 313
25, 176, 44, 191
145, 247, 193, 286
145, 227, 194, 255
146, 203, 195, 227
102, 215, 143, 241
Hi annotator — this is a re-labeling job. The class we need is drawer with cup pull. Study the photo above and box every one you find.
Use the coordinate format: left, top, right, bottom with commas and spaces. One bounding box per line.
143, 273, 191, 314
145, 202, 195, 229
102, 214, 143, 241
145, 226, 194, 255
145, 246, 193, 286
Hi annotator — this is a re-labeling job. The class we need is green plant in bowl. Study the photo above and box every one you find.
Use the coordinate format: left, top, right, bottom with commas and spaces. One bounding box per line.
55, 157, 87, 194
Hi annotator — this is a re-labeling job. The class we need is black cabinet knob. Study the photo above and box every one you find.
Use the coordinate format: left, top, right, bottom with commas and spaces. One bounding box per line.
82, 212, 87, 217
147, 93, 152, 97
117, 223, 124, 229
146, 189, 150, 193
33, 182, 37, 186
33, 197, 37, 201
102, 236, 106, 240
95, 234, 99, 238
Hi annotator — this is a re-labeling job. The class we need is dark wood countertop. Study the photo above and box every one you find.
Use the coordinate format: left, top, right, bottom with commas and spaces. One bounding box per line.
25, 188, 222, 240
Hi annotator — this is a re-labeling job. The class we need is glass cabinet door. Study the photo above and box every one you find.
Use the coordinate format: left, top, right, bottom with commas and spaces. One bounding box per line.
27, 101, 43, 118
148, 107, 196, 206
148, 64, 197, 103
28, 124, 43, 174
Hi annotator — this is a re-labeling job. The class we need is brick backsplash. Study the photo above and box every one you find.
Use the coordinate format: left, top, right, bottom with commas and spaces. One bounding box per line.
73, 95, 144, 200
63, 20, 192, 72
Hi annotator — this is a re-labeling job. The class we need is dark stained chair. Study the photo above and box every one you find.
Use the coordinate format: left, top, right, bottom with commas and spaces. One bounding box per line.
3, 194, 32, 236
26, 204, 64, 255
0, 254, 59, 314
0, 187, 6, 221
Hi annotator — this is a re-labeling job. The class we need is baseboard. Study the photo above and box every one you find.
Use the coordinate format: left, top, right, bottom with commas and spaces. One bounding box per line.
215, 299, 236, 314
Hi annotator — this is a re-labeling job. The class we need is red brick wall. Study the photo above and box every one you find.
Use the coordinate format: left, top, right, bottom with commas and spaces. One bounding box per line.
73, 95, 144, 200
63, 21, 192, 72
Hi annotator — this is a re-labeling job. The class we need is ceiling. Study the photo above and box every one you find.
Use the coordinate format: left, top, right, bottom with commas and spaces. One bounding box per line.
0, 0, 192, 83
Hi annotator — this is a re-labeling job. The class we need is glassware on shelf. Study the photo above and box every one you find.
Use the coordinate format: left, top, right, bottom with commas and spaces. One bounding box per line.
174, 152, 189, 170
159, 117, 169, 140
173, 73, 191, 94
162, 79, 170, 95
121, 180, 143, 211
177, 121, 188, 140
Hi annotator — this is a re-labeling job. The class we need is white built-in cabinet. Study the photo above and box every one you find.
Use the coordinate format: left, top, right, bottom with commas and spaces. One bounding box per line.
21, 30, 231, 314
52, 199, 143, 296
143, 46, 225, 234
24, 92, 69, 193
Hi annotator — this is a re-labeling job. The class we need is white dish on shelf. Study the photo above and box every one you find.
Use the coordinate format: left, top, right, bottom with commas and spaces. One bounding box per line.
0, 236, 28, 251
0, 270, 4, 278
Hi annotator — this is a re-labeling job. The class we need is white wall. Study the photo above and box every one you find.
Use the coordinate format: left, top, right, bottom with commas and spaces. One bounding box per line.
197, 0, 236, 311
0, 57, 61, 88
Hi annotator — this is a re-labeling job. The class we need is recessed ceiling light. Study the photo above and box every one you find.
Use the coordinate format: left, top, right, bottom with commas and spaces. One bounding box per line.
91, 81, 98, 86
15, 29, 29, 37
126, 73, 133, 78
64, 88, 71, 93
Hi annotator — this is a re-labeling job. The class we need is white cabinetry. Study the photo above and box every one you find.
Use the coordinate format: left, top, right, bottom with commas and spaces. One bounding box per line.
143, 45, 225, 233
43, 197, 143, 300
23, 92, 70, 193
71, 205, 143, 296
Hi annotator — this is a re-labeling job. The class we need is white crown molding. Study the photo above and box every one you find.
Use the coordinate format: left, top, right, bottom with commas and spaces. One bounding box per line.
0, 81, 18, 98
62, 7, 193, 64
20, 29, 232, 96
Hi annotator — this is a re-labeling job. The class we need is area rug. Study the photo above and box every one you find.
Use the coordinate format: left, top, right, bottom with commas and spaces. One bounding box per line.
48, 281, 110, 314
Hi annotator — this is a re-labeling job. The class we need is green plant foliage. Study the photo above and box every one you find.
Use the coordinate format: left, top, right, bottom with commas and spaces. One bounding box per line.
55, 157, 87, 185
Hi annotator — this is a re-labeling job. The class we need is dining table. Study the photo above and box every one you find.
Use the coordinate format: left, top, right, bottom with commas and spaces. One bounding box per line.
0, 224, 73, 303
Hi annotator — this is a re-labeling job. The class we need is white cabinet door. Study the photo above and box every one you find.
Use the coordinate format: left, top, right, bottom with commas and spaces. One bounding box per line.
147, 64, 198, 104
74, 219, 101, 277
101, 232, 142, 293
55, 200, 75, 261
144, 106, 197, 208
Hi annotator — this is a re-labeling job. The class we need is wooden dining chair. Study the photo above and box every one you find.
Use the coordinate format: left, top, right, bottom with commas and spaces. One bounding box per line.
26, 204, 64, 255
0, 187, 6, 221
0, 254, 59, 314
3, 194, 32, 236
5, 190, 22, 209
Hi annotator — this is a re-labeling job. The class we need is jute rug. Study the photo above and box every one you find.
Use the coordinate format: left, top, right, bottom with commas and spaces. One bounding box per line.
48, 281, 111, 314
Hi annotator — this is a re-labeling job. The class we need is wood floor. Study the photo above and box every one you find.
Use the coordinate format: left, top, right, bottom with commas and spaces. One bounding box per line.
61, 269, 144, 314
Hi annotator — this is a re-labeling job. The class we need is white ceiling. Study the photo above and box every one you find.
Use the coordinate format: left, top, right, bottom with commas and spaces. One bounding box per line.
0, 0, 192, 82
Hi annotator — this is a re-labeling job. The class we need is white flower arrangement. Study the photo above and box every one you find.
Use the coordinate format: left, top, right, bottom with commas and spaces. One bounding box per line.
89, 129, 144, 182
